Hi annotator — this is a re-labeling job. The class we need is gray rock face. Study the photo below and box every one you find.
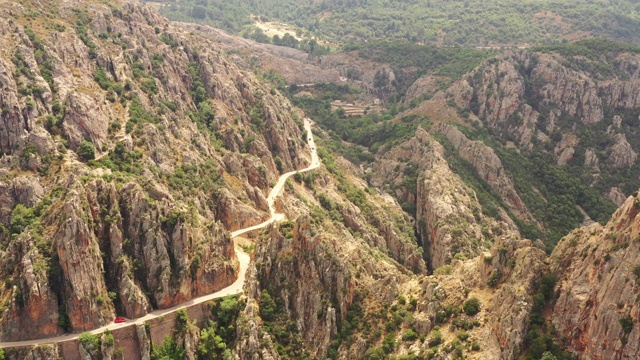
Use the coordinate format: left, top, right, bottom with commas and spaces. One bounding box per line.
584, 148, 600, 171
136, 324, 151, 360
557, 147, 575, 166
607, 187, 628, 206
438, 50, 640, 173
0, 57, 31, 156
372, 127, 516, 269
12, 176, 44, 208
251, 217, 351, 359
62, 92, 111, 151
608, 133, 637, 168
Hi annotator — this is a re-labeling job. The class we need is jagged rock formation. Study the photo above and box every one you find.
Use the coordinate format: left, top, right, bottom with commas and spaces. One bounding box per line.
0, 0, 307, 341
442, 49, 640, 176
371, 127, 517, 269
550, 191, 640, 359
438, 124, 533, 222
3, 2, 640, 360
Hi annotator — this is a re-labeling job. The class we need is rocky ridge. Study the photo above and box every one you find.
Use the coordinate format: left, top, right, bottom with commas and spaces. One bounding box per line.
0, 0, 307, 341
550, 192, 640, 359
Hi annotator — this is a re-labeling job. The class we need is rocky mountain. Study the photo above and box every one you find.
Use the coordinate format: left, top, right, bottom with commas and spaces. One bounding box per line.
231, 143, 552, 360
2, 1, 640, 360
550, 192, 640, 359
0, 0, 307, 342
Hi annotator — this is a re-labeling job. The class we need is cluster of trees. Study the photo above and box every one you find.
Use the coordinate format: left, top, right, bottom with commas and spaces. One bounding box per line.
242, 28, 331, 56
521, 274, 572, 360
150, 297, 242, 360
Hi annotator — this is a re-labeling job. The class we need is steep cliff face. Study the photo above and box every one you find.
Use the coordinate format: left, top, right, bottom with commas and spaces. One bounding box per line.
0, 0, 307, 341
437, 124, 534, 223
4, 345, 60, 360
371, 127, 518, 269
550, 191, 640, 359
399, 234, 547, 360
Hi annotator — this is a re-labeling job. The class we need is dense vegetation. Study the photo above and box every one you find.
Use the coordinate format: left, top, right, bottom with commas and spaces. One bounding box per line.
351, 41, 493, 80
152, 0, 640, 47
148, 297, 243, 360
349, 40, 493, 103
520, 274, 572, 360
288, 84, 428, 164
448, 124, 617, 248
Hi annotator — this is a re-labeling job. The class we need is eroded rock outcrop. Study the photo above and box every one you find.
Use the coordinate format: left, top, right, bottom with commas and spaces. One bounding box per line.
372, 127, 517, 269
5, 344, 60, 360
438, 124, 532, 222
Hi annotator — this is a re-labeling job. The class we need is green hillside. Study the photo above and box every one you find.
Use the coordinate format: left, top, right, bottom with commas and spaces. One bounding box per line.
151, 0, 640, 47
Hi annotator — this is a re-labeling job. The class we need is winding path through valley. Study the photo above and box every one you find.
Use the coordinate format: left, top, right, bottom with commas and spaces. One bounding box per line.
0, 118, 320, 349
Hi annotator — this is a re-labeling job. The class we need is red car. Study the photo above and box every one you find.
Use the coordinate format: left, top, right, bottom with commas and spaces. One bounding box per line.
114, 317, 126, 323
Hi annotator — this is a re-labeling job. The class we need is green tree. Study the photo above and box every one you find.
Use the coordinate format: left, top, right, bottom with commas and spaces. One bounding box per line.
77, 140, 96, 161
9, 204, 34, 234
152, 336, 185, 360
198, 324, 227, 358
78, 332, 100, 351
463, 297, 481, 316
218, 296, 238, 326
541, 351, 558, 360
259, 290, 277, 321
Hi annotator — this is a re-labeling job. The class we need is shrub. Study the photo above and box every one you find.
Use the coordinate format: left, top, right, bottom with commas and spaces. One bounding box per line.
274, 156, 284, 173
402, 329, 418, 341
487, 270, 501, 287
77, 140, 96, 161
427, 329, 442, 347
382, 334, 395, 353
620, 315, 633, 334
363, 347, 385, 360
103, 330, 115, 347
457, 331, 470, 341
434, 265, 453, 275
152, 336, 185, 359
9, 204, 35, 235
463, 297, 481, 316
176, 309, 189, 330
397, 295, 406, 305
140, 79, 158, 95
259, 290, 277, 321
540, 352, 558, 360
78, 332, 100, 349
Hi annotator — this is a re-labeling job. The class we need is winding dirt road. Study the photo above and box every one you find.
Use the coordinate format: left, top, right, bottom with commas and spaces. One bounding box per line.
0, 118, 320, 349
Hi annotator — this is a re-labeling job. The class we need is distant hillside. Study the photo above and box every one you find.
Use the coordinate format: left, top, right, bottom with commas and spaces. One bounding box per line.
150, 0, 640, 47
